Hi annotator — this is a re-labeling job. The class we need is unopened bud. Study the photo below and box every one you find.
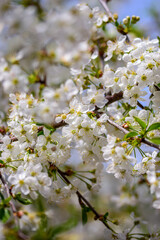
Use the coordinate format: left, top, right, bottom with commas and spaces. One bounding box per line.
131, 15, 138, 24
122, 123, 129, 129
113, 13, 118, 20
136, 16, 140, 21
132, 15, 136, 20
121, 142, 127, 148
123, 18, 128, 25
16, 210, 24, 218
126, 16, 130, 21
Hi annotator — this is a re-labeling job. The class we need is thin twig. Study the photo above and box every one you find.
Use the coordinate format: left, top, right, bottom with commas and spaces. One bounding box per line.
107, 118, 160, 150
137, 101, 145, 109
98, 0, 130, 42
106, 91, 123, 105
107, 118, 128, 135
142, 138, 160, 151
53, 164, 116, 233
98, 0, 113, 18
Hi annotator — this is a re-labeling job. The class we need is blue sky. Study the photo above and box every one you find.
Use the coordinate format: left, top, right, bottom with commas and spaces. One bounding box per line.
111, 0, 156, 37
68, 0, 159, 38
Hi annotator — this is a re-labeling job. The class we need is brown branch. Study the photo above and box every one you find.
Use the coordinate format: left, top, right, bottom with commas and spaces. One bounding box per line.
107, 118, 128, 134
52, 120, 67, 129
53, 164, 116, 233
142, 138, 160, 151
137, 101, 145, 109
98, 0, 113, 18
107, 118, 160, 150
106, 91, 123, 105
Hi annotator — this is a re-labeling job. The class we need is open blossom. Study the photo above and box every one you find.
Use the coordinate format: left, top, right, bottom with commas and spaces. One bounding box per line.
82, 85, 108, 108
0, 0, 159, 237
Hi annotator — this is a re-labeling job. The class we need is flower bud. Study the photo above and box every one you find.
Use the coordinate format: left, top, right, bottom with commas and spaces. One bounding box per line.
113, 13, 118, 20
123, 18, 128, 25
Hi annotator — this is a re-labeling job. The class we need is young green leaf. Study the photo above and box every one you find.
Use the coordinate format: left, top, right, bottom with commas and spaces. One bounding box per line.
2, 209, 11, 223
14, 193, 32, 205
0, 192, 4, 200
103, 212, 109, 221
82, 207, 88, 225
0, 208, 10, 223
124, 131, 138, 140
146, 122, 160, 132
133, 116, 147, 130
82, 206, 90, 225
148, 137, 160, 145
37, 130, 44, 136
3, 196, 12, 205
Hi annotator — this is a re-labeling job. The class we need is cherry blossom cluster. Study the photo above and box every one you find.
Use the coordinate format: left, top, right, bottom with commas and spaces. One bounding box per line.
0, 0, 159, 239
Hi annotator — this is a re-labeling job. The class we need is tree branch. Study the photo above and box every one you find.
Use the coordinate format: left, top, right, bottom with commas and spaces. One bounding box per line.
98, 0, 130, 42
106, 91, 123, 105
98, 0, 113, 18
107, 118, 160, 150
52, 164, 116, 233
137, 101, 145, 109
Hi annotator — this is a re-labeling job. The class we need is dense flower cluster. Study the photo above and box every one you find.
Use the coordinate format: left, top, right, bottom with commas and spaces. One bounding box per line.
0, 0, 159, 239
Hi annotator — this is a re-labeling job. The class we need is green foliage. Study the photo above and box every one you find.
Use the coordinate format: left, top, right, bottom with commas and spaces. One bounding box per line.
133, 116, 147, 130
147, 137, 160, 145
157, 36, 160, 48
81, 206, 91, 225
124, 132, 138, 140
103, 212, 109, 221
14, 193, 32, 205
146, 122, 160, 132
37, 129, 44, 136
36, 122, 56, 134
0, 196, 11, 223
28, 74, 40, 84
0, 208, 11, 223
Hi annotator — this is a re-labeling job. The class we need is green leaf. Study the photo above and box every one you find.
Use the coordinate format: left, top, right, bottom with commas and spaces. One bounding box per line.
2, 209, 11, 223
133, 116, 147, 130
0, 208, 4, 221
103, 212, 109, 221
28, 74, 38, 84
37, 130, 44, 136
0, 208, 10, 223
36, 123, 56, 134
147, 122, 160, 132
124, 131, 138, 140
14, 193, 32, 205
157, 36, 160, 48
82, 207, 88, 225
0, 192, 4, 200
81, 206, 91, 225
3, 196, 12, 205
148, 137, 160, 145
